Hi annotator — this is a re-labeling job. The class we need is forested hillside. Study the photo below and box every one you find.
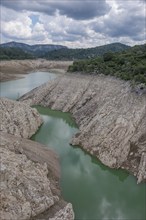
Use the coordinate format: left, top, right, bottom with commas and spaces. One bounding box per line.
0, 42, 129, 60
1, 41, 67, 57
44, 43, 130, 60
68, 44, 146, 84
0, 47, 34, 60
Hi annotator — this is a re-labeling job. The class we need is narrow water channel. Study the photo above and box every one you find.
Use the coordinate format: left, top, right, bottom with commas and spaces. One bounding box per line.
31, 106, 145, 220
0, 72, 145, 220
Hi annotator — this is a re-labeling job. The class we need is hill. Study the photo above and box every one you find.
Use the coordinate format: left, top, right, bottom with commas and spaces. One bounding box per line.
68, 44, 146, 84
0, 47, 34, 60
0, 41, 67, 57
44, 43, 130, 60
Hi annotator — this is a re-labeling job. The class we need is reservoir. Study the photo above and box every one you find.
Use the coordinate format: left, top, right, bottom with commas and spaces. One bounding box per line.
0, 71, 145, 220
0, 71, 56, 100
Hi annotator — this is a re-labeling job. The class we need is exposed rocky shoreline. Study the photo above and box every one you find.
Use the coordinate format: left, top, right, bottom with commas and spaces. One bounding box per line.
1, 67, 145, 219
0, 60, 72, 81
20, 73, 146, 183
0, 98, 74, 220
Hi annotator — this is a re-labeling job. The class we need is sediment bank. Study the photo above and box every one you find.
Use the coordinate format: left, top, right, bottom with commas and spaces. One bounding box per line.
0, 60, 72, 81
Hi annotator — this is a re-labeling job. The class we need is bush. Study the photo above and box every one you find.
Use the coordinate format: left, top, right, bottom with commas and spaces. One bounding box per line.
134, 74, 146, 84
134, 65, 146, 75
103, 52, 114, 62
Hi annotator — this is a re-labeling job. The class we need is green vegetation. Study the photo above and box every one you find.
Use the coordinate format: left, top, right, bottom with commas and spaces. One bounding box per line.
0, 47, 35, 60
44, 43, 130, 60
68, 44, 146, 84
0, 41, 67, 58
0, 42, 129, 60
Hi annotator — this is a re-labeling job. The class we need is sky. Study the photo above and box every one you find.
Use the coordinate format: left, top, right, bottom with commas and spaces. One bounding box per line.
0, 0, 146, 48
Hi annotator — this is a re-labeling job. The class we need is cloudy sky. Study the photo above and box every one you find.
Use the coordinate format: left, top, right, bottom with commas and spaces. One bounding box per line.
0, 0, 146, 48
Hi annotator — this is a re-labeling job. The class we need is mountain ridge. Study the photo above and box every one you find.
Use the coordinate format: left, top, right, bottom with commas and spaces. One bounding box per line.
0, 41, 67, 57
44, 42, 130, 60
0, 41, 130, 59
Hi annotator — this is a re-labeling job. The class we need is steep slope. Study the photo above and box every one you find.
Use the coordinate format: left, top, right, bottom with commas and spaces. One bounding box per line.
20, 74, 146, 183
0, 98, 42, 138
0, 132, 74, 220
0, 98, 74, 220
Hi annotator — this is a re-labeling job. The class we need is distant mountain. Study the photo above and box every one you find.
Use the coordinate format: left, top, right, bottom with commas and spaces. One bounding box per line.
0, 41, 67, 57
0, 41, 130, 60
0, 47, 35, 60
44, 43, 130, 60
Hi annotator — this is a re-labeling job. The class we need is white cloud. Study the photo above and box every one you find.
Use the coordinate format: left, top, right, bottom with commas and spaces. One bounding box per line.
1, 7, 32, 39
31, 22, 47, 41
0, 0, 145, 47
91, 0, 146, 46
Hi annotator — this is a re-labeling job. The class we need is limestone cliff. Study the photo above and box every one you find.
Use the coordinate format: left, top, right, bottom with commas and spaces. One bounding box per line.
0, 98, 42, 138
20, 74, 146, 183
0, 132, 74, 220
0, 98, 74, 220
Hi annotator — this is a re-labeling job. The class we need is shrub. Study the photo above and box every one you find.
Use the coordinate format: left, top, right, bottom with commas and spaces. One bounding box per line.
103, 52, 114, 62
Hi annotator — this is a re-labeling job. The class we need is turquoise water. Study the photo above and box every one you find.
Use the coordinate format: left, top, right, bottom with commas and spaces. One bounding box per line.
0, 71, 56, 99
0, 72, 145, 220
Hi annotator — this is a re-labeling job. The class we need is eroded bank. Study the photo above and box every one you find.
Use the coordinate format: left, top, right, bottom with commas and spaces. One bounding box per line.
20, 73, 146, 183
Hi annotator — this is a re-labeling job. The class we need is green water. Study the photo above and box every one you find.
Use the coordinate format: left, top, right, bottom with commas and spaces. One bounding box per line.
32, 106, 145, 220
0, 72, 145, 220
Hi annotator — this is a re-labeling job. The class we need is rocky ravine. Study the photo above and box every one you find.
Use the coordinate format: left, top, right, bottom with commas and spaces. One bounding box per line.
0, 98, 74, 220
20, 74, 146, 183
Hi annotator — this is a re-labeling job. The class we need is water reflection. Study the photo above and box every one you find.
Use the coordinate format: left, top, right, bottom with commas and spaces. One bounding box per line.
33, 106, 78, 128
91, 156, 129, 182
32, 106, 146, 220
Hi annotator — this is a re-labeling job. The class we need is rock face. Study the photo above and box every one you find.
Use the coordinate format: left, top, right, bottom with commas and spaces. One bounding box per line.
0, 98, 74, 220
1, 140, 57, 220
0, 98, 42, 138
20, 74, 146, 183
49, 203, 74, 220
0, 132, 74, 220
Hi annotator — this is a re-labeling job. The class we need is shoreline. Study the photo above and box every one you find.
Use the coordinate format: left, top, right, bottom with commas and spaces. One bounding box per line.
0, 59, 72, 82
19, 73, 146, 184
0, 97, 74, 220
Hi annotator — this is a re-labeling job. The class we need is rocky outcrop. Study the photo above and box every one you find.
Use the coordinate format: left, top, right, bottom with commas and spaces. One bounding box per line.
0, 98, 74, 220
0, 98, 42, 138
20, 74, 146, 183
49, 203, 74, 220
1, 140, 57, 220
0, 132, 74, 220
